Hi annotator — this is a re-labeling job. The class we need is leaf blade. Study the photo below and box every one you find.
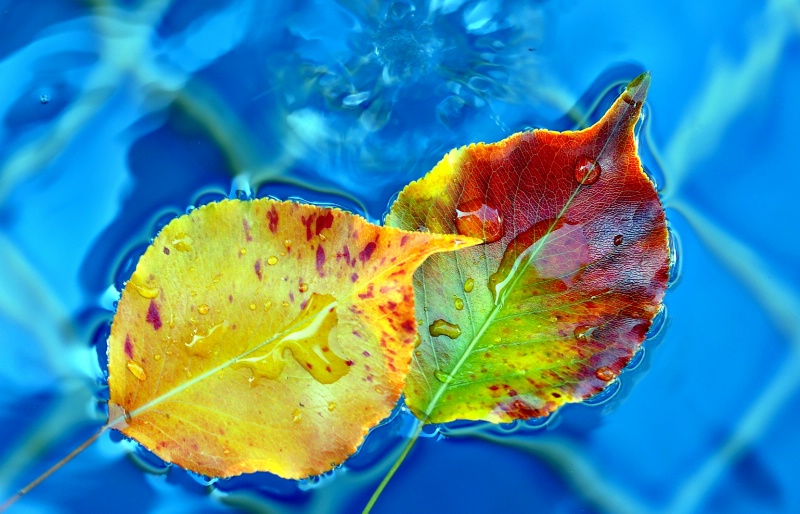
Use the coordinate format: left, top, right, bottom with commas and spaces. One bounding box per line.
107, 198, 479, 478
387, 74, 670, 424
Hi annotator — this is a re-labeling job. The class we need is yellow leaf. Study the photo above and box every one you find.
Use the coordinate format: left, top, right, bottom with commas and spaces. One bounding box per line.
107, 199, 479, 479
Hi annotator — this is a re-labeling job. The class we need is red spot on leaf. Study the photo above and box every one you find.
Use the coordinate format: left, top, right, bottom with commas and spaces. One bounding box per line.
359, 242, 377, 264
400, 319, 416, 333
315, 211, 334, 236
400, 235, 409, 246
358, 283, 374, 299
489, 385, 500, 391
146, 300, 162, 330
163, 247, 170, 255
254, 260, 262, 280
267, 206, 279, 233
243, 218, 253, 241
316, 245, 326, 277
124, 335, 133, 359
301, 214, 315, 241
362, 350, 371, 357
337, 245, 355, 267
345, 360, 354, 366
350, 273, 359, 282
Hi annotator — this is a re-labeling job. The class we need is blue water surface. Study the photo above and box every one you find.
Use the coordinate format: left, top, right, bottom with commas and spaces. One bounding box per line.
1, 0, 799, 513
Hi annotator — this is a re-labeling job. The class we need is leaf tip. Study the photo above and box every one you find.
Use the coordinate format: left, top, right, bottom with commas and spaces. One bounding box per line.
624, 71, 651, 106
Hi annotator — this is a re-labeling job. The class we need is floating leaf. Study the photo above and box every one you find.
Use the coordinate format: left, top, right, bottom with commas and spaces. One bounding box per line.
107, 199, 478, 478
386, 74, 670, 424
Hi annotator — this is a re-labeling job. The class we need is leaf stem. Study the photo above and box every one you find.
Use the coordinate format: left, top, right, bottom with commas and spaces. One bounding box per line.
0, 425, 107, 512
362, 419, 425, 514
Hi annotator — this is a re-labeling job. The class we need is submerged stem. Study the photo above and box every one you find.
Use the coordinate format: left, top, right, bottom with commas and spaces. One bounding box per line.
0, 425, 107, 512
362, 420, 425, 514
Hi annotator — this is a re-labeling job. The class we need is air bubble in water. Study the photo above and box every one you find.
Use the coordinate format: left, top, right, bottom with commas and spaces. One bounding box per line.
436, 95, 466, 128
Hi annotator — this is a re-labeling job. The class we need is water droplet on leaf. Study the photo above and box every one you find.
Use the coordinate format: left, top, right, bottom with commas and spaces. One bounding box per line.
172, 233, 193, 252
574, 326, 592, 340
429, 319, 461, 339
198, 304, 209, 315
267, 256, 279, 265
235, 294, 349, 385
434, 369, 450, 382
455, 199, 504, 243
299, 283, 309, 293
327, 402, 337, 412
292, 409, 302, 423
595, 367, 614, 381
454, 296, 464, 310
240, 248, 247, 255
487, 217, 576, 304
127, 361, 146, 381
131, 280, 159, 299
574, 157, 601, 185
463, 278, 474, 293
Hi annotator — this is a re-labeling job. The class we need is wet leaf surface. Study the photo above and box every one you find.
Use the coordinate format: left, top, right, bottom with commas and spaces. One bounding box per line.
107, 199, 478, 478
386, 74, 670, 424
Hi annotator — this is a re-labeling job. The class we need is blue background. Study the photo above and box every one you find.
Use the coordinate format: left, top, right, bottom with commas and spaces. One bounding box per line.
1, 0, 798, 513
